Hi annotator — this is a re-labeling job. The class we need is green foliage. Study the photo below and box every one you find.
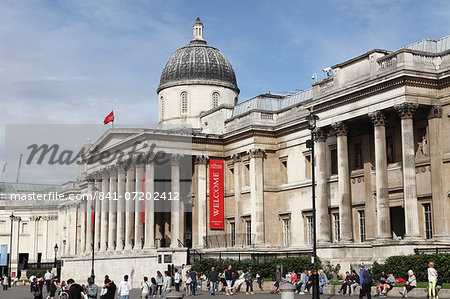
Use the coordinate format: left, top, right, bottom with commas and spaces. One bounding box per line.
369, 253, 449, 283
323, 261, 341, 279
26, 269, 47, 279
191, 256, 322, 279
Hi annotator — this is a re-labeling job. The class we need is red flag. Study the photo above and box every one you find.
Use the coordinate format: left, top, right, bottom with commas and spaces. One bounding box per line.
103, 111, 114, 124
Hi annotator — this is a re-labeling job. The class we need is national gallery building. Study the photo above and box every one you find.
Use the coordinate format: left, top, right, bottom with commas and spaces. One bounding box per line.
1, 19, 449, 284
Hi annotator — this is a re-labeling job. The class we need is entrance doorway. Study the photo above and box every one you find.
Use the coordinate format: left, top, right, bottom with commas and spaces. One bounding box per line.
390, 207, 405, 239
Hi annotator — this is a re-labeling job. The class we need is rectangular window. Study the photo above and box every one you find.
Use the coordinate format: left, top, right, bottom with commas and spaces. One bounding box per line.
333, 213, 340, 242
244, 163, 250, 187
305, 155, 311, 179
331, 149, 338, 175
359, 210, 366, 242
230, 222, 236, 246
354, 143, 363, 170
307, 216, 313, 245
283, 219, 290, 247
423, 203, 432, 239
281, 160, 288, 184
246, 220, 252, 246
386, 136, 394, 163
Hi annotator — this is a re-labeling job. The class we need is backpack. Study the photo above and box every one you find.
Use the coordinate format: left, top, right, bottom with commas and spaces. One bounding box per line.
363, 270, 374, 286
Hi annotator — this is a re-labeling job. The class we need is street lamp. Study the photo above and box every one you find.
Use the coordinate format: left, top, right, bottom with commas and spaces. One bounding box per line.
53, 244, 58, 268
185, 228, 192, 265
8, 213, 15, 287
305, 108, 320, 299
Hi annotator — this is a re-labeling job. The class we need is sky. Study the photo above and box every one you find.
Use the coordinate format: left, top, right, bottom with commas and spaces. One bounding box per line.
0, 0, 449, 183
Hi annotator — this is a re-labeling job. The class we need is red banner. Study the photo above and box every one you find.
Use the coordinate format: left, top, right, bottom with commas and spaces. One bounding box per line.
209, 160, 224, 229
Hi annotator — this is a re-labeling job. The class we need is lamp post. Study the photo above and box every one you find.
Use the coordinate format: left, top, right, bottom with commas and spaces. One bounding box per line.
53, 244, 58, 268
8, 213, 15, 287
185, 228, 192, 265
305, 109, 320, 299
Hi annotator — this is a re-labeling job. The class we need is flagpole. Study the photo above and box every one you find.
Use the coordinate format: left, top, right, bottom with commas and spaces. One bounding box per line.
111, 104, 114, 130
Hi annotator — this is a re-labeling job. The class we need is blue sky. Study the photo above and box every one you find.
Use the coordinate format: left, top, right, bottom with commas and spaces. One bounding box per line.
0, 0, 449, 182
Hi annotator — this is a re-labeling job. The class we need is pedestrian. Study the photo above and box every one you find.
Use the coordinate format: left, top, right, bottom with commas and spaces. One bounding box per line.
359, 263, 372, 299
427, 262, 437, 299
318, 269, 328, 294
150, 277, 158, 298
118, 275, 132, 299
208, 266, 219, 295
189, 269, 198, 296
30, 274, 36, 291
101, 275, 116, 299
338, 271, 352, 296
163, 271, 172, 299
31, 277, 43, 299
37, 275, 45, 299
67, 278, 84, 299
350, 269, 360, 295
85, 276, 98, 299
244, 267, 254, 295
270, 268, 282, 294
48, 276, 58, 299
185, 272, 192, 296
156, 271, 164, 296
174, 268, 181, 292
225, 265, 233, 296
256, 270, 263, 291
399, 270, 416, 298
2, 274, 8, 291
44, 269, 52, 293
435, 270, 443, 299
141, 277, 151, 299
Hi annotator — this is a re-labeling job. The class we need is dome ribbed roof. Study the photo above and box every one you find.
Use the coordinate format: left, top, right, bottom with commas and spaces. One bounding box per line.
158, 40, 239, 93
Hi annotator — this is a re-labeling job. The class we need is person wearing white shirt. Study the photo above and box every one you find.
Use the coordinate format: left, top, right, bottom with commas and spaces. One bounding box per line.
174, 268, 181, 292
118, 275, 132, 299
141, 276, 151, 299
44, 270, 52, 293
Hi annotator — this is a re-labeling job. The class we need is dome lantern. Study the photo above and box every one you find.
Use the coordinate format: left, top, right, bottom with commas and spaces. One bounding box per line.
193, 17, 204, 41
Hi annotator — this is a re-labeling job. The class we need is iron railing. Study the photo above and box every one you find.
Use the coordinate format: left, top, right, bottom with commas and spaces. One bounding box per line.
203, 233, 255, 248
414, 247, 450, 254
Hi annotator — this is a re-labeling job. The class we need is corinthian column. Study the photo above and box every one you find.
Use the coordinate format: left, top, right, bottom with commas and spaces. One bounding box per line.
231, 154, 241, 245
134, 163, 144, 250
94, 173, 102, 251
85, 179, 94, 254
116, 165, 126, 250
395, 102, 420, 238
100, 169, 110, 252
171, 154, 182, 247
332, 122, 353, 242
248, 148, 265, 246
80, 199, 86, 254
107, 167, 118, 251
428, 105, 448, 238
314, 128, 330, 243
195, 155, 208, 248
143, 157, 155, 249
369, 111, 391, 240
124, 164, 135, 250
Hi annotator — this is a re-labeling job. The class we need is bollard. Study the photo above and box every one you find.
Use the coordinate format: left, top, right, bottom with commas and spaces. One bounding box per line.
280, 282, 296, 299
166, 291, 185, 299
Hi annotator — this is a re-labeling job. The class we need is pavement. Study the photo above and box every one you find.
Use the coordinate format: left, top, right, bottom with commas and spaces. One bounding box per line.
0, 285, 345, 299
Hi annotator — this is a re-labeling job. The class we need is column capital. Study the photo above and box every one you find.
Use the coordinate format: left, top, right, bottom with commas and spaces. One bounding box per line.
231, 153, 241, 163
170, 154, 183, 166
428, 104, 442, 119
93, 171, 103, 182
30, 216, 42, 222
195, 155, 208, 165
101, 167, 111, 179
144, 151, 156, 165
108, 165, 118, 177
313, 128, 328, 142
332, 121, 348, 136
85, 173, 95, 183
394, 102, 418, 119
369, 110, 386, 126
247, 148, 265, 159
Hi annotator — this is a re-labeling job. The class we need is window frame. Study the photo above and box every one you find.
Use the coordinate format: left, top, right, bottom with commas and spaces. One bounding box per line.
212, 92, 220, 108
180, 92, 188, 114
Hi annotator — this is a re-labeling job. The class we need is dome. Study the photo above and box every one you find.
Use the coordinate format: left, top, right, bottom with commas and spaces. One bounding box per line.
158, 20, 239, 93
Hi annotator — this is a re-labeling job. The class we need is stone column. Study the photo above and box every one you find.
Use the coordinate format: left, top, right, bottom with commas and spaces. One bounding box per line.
332, 122, 353, 242
195, 155, 208, 248
248, 148, 265, 245
94, 174, 102, 251
108, 167, 118, 251
116, 165, 126, 250
315, 128, 330, 243
395, 102, 420, 238
428, 105, 447, 238
171, 154, 182, 247
143, 159, 155, 249
30, 217, 39, 262
100, 170, 110, 252
69, 204, 77, 256
85, 180, 94, 254
125, 165, 135, 250
134, 164, 144, 250
231, 154, 241, 245
64, 208, 70, 256
43, 217, 49, 259
370, 111, 391, 240
79, 201, 86, 255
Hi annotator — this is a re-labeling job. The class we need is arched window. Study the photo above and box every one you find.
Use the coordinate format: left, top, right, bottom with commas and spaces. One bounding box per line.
160, 96, 164, 119
212, 92, 220, 108
181, 92, 188, 114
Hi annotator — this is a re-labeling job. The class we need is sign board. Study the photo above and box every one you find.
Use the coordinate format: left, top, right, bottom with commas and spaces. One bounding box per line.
0, 245, 7, 266
209, 160, 224, 229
